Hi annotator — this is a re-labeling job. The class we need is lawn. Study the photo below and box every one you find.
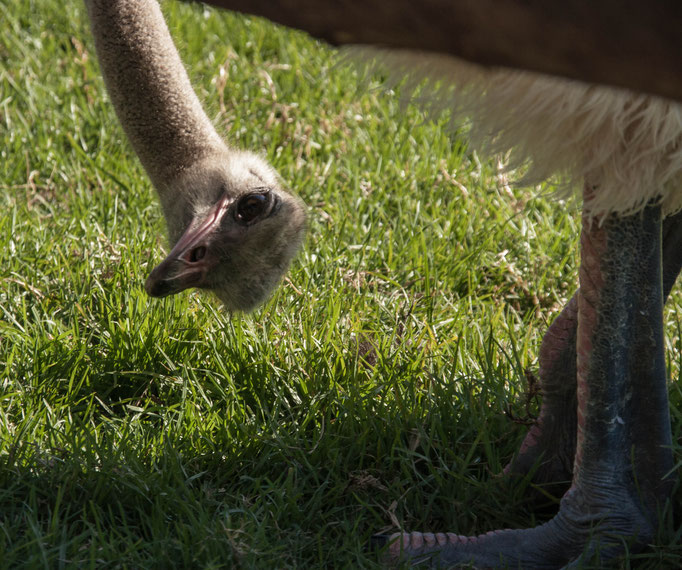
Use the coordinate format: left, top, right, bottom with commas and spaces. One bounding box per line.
1, 0, 681, 567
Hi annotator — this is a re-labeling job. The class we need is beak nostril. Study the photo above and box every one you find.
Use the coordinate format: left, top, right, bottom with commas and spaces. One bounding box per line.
189, 246, 207, 263
146, 278, 171, 298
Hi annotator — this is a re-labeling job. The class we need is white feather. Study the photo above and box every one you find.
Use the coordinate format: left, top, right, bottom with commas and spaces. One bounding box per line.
352, 49, 682, 219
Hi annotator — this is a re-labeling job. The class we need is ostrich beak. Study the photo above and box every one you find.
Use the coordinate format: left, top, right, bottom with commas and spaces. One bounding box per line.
145, 195, 230, 298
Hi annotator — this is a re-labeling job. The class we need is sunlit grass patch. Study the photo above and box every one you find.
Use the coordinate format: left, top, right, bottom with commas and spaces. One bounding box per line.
1, 0, 680, 567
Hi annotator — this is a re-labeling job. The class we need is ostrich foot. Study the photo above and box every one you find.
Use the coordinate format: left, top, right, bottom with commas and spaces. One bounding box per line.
383, 487, 654, 568
380, 202, 676, 568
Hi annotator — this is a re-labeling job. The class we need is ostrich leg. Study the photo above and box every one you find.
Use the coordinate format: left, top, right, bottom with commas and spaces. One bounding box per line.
503, 294, 579, 491
384, 201, 674, 567
506, 208, 682, 492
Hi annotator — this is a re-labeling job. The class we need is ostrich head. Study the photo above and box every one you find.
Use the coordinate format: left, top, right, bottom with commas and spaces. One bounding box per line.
145, 151, 306, 312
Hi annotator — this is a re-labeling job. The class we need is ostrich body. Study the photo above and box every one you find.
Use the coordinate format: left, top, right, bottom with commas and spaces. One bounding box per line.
84, 0, 306, 311
199, 0, 682, 104
85, 0, 682, 567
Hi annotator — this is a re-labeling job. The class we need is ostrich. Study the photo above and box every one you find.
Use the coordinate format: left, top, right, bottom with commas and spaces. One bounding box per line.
83, 0, 306, 312
85, 0, 682, 567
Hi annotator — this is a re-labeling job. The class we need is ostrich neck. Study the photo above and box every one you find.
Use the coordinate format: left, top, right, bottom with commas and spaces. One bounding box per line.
85, 0, 225, 197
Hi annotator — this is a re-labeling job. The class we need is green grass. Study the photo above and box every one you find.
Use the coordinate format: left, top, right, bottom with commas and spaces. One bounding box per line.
1, 0, 681, 567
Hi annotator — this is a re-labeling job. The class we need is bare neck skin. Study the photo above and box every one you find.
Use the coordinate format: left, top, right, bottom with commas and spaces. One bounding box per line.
84, 0, 225, 197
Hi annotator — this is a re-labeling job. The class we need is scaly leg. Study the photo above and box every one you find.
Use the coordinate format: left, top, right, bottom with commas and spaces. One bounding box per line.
383, 202, 675, 568
506, 209, 682, 494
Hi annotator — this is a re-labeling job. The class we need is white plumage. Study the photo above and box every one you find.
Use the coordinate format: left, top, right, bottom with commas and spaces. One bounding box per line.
363, 50, 682, 218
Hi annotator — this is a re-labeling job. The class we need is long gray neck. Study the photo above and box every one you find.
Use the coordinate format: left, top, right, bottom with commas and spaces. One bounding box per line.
84, 0, 226, 194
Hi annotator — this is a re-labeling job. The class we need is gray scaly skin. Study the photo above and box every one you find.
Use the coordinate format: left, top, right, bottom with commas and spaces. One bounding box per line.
382, 195, 676, 567
84, 0, 306, 311
505, 208, 682, 496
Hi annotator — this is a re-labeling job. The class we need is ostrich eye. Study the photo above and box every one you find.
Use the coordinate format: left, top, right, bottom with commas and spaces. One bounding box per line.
235, 192, 270, 224
189, 246, 206, 263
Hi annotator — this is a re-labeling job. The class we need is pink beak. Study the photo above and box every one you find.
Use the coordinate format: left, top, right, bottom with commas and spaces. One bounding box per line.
145, 195, 230, 298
